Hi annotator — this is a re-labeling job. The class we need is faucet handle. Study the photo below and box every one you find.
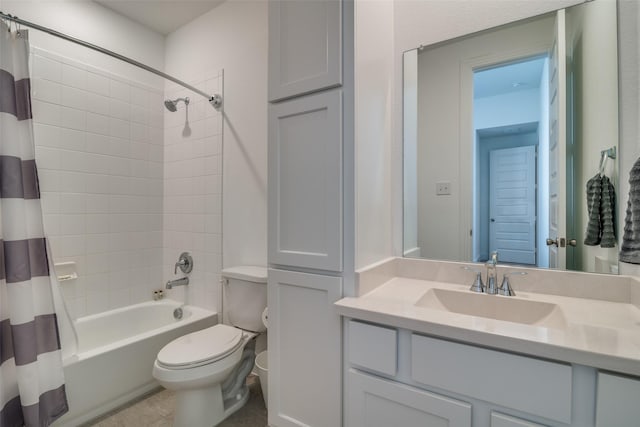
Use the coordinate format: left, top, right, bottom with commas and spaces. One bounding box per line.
461, 266, 484, 293
174, 252, 193, 275
498, 271, 527, 296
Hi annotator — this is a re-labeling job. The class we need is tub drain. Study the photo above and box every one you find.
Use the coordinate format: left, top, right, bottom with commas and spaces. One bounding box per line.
173, 307, 183, 320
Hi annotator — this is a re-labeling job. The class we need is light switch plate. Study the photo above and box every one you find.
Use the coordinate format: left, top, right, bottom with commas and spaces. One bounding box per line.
436, 181, 451, 195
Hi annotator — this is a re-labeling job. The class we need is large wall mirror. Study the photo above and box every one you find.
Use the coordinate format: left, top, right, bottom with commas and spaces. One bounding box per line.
403, 0, 620, 274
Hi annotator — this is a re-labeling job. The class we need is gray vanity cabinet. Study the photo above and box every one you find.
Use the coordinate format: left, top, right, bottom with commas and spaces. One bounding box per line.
268, 0, 342, 102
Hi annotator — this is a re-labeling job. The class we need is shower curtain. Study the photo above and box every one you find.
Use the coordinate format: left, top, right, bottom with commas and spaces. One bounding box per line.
0, 22, 69, 426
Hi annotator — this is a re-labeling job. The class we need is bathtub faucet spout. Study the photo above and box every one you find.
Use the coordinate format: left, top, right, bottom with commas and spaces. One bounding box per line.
166, 277, 189, 289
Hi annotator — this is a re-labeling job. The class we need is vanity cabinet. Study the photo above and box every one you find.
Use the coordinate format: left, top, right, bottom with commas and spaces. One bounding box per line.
345, 319, 603, 427
595, 372, 640, 426
490, 412, 546, 427
347, 369, 472, 427
268, 0, 342, 101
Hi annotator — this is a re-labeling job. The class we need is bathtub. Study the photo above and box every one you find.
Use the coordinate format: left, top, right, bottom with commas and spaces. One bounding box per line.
53, 299, 217, 426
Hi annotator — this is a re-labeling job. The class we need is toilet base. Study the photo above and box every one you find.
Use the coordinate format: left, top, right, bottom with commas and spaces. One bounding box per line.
172, 383, 250, 427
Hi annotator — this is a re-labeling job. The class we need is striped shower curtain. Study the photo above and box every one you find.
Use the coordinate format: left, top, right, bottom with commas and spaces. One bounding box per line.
0, 22, 69, 426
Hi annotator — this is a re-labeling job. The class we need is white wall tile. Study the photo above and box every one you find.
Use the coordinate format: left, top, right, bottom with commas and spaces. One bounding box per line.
86, 92, 111, 116
62, 64, 87, 90
33, 78, 62, 104
33, 55, 62, 82
61, 86, 87, 110
110, 79, 130, 102
86, 112, 109, 135
87, 71, 110, 96
33, 50, 165, 317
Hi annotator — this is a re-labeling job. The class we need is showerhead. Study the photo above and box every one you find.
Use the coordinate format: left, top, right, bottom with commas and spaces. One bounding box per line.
164, 97, 189, 112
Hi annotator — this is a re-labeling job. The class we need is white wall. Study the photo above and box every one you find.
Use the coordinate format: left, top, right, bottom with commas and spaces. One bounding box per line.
567, 0, 619, 273
403, 49, 418, 257
3, 1, 167, 317
1, 0, 165, 86
163, 0, 268, 310
355, 0, 395, 269
617, 0, 640, 277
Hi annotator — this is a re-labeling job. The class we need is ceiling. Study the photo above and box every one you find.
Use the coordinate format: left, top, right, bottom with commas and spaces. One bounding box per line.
94, 0, 224, 35
474, 56, 547, 99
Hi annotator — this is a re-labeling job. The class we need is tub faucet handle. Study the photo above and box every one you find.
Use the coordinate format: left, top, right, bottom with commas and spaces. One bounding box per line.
174, 252, 193, 275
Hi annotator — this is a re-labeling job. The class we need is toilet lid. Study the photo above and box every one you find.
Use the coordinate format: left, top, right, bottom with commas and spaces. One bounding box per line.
157, 324, 244, 368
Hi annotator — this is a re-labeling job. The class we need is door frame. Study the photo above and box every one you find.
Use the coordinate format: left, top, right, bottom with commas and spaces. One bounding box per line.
460, 44, 552, 262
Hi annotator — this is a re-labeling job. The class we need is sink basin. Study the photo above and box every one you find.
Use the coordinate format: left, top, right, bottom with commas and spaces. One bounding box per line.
415, 288, 567, 329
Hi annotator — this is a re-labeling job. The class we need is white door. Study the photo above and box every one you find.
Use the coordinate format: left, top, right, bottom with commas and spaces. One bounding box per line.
548, 9, 567, 269
489, 146, 536, 264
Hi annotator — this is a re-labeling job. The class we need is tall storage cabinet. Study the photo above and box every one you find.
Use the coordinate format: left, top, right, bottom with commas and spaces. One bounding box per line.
268, 0, 353, 426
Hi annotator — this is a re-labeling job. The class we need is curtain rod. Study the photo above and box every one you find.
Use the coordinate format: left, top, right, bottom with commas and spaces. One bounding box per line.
0, 11, 222, 110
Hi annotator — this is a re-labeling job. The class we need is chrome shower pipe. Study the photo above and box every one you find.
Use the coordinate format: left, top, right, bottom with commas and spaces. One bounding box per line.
0, 11, 223, 110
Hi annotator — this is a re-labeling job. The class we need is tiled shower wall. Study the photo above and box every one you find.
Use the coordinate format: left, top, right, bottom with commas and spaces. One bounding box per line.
162, 74, 223, 313
31, 48, 166, 318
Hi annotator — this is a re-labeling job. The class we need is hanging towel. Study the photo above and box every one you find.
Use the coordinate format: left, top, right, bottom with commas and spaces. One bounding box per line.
584, 174, 603, 245
584, 174, 617, 248
600, 175, 616, 248
620, 157, 640, 263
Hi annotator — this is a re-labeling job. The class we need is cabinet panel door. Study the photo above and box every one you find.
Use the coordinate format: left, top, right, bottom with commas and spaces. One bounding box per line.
596, 372, 640, 427
268, 0, 342, 101
346, 369, 471, 427
268, 91, 342, 271
268, 269, 342, 427
491, 412, 546, 427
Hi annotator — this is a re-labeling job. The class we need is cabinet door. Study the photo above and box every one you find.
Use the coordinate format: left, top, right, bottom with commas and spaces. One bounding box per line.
268, 90, 342, 271
268, 0, 342, 101
491, 412, 546, 427
347, 369, 471, 427
268, 269, 342, 427
596, 372, 640, 427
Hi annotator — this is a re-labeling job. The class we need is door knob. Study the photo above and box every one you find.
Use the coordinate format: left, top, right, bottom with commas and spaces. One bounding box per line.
568, 239, 577, 247
546, 238, 558, 247
490, 218, 496, 222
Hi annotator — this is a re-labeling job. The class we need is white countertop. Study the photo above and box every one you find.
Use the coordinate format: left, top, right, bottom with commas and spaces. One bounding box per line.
336, 276, 640, 376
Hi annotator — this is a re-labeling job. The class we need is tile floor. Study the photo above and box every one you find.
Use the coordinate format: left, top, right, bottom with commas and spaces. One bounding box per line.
86, 375, 267, 427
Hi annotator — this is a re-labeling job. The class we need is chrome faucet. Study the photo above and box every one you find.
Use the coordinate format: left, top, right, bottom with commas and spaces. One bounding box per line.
498, 271, 527, 296
485, 251, 499, 295
166, 276, 189, 289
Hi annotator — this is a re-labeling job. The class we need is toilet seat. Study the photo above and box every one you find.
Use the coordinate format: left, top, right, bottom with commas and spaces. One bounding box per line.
157, 324, 244, 370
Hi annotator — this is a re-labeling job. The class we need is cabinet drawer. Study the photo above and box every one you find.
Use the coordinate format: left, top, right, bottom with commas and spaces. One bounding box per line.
491, 412, 546, 427
411, 334, 572, 424
596, 371, 640, 426
347, 369, 471, 427
348, 320, 397, 376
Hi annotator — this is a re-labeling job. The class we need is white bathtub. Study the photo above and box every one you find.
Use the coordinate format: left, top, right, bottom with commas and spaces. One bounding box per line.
54, 299, 217, 426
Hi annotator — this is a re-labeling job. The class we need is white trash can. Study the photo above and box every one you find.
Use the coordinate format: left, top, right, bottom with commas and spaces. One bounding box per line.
255, 350, 268, 406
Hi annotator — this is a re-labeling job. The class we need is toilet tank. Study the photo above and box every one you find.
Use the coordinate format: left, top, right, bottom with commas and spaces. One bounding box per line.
222, 266, 268, 332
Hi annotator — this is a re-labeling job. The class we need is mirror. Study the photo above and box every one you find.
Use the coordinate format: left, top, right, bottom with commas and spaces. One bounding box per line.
403, 0, 620, 274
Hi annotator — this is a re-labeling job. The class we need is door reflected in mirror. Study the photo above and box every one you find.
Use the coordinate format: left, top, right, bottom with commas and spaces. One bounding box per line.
403, 1, 619, 274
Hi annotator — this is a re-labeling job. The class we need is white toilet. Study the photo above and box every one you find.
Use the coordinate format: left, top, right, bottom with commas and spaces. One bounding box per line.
152, 266, 267, 427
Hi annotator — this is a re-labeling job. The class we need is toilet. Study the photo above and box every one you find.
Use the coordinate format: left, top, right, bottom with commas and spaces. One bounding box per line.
152, 266, 267, 427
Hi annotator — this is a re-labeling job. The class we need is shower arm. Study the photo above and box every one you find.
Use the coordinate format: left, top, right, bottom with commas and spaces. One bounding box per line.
0, 11, 222, 110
